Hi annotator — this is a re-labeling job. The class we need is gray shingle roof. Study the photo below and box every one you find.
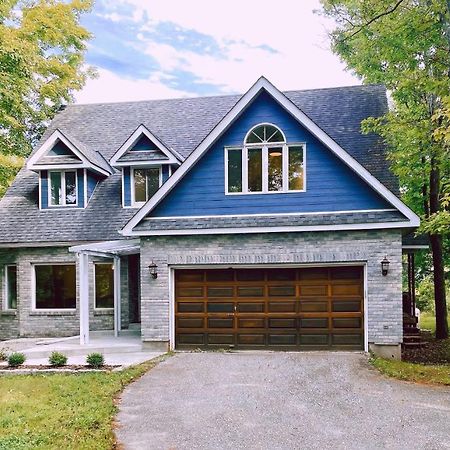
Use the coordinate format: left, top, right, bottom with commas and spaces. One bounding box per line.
134, 210, 407, 233
0, 84, 400, 244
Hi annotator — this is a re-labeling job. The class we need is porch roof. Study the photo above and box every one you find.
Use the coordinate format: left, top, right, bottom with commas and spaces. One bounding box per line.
69, 239, 140, 257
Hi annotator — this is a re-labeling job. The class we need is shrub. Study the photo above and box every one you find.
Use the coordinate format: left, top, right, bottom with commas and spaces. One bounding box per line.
49, 351, 68, 367
86, 352, 104, 368
8, 352, 26, 367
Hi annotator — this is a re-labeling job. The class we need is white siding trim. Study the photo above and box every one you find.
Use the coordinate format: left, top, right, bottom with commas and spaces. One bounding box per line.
122, 77, 420, 236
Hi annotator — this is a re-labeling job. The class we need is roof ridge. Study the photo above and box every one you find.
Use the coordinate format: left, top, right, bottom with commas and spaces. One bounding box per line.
70, 83, 384, 108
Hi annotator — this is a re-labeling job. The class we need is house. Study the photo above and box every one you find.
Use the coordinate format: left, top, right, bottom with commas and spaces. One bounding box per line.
0, 77, 422, 359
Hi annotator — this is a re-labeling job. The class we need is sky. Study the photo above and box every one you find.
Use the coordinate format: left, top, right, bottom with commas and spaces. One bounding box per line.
75, 0, 360, 104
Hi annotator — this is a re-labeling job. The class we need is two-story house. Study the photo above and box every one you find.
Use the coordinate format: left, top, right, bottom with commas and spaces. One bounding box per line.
0, 77, 421, 359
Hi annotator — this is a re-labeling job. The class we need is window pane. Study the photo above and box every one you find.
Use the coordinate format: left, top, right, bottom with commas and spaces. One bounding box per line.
50, 172, 62, 205
65, 171, 77, 205
227, 149, 242, 192
265, 125, 284, 143
6, 266, 17, 309
248, 148, 262, 192
289, 146, 304, 190
146, 168, 160, 199
35, 265, 76, 309
268, 147, 283, 191
134, 169, 146, 203
246, 126, 264, 144
95, 263, 114, 308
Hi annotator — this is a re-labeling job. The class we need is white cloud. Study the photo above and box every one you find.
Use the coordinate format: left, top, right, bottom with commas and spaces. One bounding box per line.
75, 68, 193, 104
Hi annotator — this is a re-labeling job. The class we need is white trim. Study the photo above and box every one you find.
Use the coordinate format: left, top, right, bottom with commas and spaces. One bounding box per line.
110, 124, 182, 166
93, 261, 114, 310
121, 167, 125, 208
79, 253, 89, 344
48, 170, 78, 207
31, 262, 77, 312
130, 166, 162, 207
113, 256, 121, 337
130, 220, 415, 236
402, 245, 428, 250
113, 160, 179, 167
83, 169, 88, 208
3, 265, 17, 311
122, 77, 420, 236
143, 208, 397, 221
27, 130, 110, 176
38, 172, 42, 210
169, 261, 368, 351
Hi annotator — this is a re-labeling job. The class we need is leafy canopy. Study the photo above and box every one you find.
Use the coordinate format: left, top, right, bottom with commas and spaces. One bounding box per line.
0, 0, 94, 195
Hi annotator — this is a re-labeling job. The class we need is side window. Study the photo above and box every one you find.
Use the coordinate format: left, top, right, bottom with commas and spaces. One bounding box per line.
132, 167, 161, 206
4, 265, 17, 310
94, 263, 114, 309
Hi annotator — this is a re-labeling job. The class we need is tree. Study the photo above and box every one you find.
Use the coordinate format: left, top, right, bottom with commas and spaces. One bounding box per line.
320, 0, 449, 338
0, 0, 94, 194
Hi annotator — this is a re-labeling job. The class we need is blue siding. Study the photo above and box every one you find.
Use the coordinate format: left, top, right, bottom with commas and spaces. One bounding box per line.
87, 171, 100, 202
77, 169, 85, 208
123, 167, 132, 207
162, 165, 170, 183
40, 170, 48, 208
152, 91, 392, 217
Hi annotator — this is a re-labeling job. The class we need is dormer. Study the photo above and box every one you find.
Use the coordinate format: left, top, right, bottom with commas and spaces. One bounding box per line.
110, 124, 183, 207
27, 130, 113, 209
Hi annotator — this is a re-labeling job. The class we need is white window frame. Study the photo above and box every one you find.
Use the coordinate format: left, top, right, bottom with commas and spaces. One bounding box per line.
225, 143, 306, 195
131, 166, 163, 207
32, 263, 77, 311
3, 265, 17, 310
48, 170, 78, 207
93, 261, 114, 310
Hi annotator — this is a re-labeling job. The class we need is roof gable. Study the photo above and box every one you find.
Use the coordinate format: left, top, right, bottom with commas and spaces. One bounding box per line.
122, 77, 419, 235
27, 130, 113, 176
110, 124, 183, 166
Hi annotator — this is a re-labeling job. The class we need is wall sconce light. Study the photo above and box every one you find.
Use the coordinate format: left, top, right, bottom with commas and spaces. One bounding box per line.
148, 261, 158, 279
381, 256, 390, 276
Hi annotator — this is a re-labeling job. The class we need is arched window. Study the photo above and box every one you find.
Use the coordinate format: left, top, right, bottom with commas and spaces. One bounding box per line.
226, 123, 305, 194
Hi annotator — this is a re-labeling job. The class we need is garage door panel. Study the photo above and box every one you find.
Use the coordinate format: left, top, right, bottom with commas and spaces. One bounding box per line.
175, 267, 363, 350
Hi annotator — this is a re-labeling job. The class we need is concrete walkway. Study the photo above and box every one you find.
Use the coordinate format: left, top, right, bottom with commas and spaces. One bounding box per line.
116, 352, 450, 450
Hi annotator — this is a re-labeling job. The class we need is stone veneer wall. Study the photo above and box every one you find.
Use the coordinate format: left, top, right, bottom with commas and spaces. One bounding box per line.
0, 247, 130, 340
140, 230, 403, 351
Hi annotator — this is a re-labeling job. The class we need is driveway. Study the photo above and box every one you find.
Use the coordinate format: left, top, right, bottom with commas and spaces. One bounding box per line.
116, 352, 450, 450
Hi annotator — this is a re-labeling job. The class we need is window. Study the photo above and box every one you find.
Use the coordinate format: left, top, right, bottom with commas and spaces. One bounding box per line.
94, 263, 114, 309
49, 170, 77, 206
4, 265, 17, 310
132, 167, 161, 205
226, 124, 305, 194
34, 264, 76, 309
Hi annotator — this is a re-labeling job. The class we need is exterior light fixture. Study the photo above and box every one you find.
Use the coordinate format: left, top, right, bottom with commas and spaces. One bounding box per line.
381, 256, 390, 276
148, 261, 158, 279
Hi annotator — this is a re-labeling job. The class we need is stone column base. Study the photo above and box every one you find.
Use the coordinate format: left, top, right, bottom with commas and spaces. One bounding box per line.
142, 340, 170, 352
369, 343, 401, 360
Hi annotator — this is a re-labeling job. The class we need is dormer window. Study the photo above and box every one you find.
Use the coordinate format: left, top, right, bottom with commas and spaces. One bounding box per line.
225, 124, 305, 194
49, 170, 77, 206
132, 167, 161, 206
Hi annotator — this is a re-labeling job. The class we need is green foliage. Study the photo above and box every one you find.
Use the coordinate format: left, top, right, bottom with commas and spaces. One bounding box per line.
417, 276, 437, 313
48, 351, 67, 367
0, 355, 169, 449
7, 352, 26, 367
0, 0, 94, 196
86, 352, 104, 368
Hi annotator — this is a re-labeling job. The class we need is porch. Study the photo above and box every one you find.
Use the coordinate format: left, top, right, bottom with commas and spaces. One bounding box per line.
69, 239, 142, 345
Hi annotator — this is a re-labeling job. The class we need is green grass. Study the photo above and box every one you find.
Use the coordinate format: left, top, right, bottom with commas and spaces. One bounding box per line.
371, 356, 450, 386
0, 354, 169, 450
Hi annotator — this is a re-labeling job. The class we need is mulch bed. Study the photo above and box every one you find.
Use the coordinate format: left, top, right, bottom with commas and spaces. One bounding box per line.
403, 335, 450, 365
0, 364, 120, 371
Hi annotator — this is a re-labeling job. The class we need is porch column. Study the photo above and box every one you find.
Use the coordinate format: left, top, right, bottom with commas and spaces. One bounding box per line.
79, 252, 90, 345
113, 256, 121, 337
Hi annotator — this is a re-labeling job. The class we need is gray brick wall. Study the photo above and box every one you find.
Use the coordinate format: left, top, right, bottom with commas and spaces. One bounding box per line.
140, 230, 403, 348
0, 247, 131, 340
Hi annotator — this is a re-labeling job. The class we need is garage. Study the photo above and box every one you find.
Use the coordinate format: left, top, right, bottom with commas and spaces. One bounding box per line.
175, 266, 364, 350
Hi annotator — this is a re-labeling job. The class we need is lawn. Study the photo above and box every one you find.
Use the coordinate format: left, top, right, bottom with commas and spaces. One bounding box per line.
0, 355, 169, 450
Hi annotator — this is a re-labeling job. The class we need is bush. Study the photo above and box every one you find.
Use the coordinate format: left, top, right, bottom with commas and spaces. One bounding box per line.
86, 352, 104, 368
49, 351, 68, 367
8, 352, 26, 367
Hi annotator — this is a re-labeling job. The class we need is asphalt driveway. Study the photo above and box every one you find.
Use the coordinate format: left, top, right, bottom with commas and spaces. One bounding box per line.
116, 352, 450, 450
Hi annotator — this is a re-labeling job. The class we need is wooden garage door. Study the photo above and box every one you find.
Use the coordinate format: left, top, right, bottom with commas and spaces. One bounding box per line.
175, 267, 364, 350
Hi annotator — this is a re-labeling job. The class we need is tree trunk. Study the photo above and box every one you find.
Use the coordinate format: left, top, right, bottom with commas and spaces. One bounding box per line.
429, 159, 449, 339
